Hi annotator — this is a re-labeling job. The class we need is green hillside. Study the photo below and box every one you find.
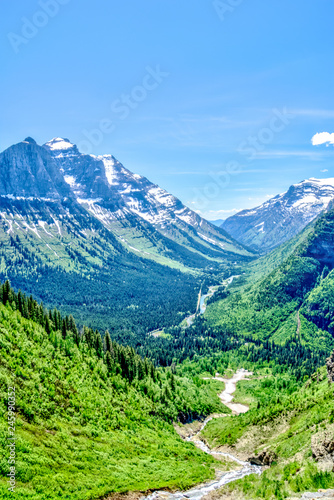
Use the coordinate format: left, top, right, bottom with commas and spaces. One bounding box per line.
0, 282, 227, 500
0, 198, 203, 333
201, 363, 334, 499
205, 210, 334, 352
1, 200, 334, 500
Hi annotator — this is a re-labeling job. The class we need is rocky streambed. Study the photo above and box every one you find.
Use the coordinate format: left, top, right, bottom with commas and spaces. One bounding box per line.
144, 370, 262, 500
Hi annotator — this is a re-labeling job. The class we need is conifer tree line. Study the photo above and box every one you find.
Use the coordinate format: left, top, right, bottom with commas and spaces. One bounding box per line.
1, 278, 330, 386
0, 280, 157, 385
134, 319, 330, 382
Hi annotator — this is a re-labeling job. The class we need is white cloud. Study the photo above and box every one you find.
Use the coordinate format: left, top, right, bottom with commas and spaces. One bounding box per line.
321, 169, 329, 173
206, 209, 240, 215
311, 132, 334, 146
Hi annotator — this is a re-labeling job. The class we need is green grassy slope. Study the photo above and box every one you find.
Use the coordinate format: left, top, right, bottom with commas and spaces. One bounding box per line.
243, 222, 315, 286
205, 210, 334, 351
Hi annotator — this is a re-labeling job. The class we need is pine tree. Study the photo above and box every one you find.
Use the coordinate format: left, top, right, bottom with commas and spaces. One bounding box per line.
61, 319, 67, 339
95, 331, 103, 358
44, 315, 52, 335
3, 280, 10, 305
105, 351, 113, 372
170, 373, 176, 392
104, 330, 112, 353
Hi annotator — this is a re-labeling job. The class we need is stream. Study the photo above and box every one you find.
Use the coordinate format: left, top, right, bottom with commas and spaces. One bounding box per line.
144, 370, 262, 500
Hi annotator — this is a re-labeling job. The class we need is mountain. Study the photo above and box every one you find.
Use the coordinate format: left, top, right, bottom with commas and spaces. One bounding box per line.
0, 137, 71, 199
221, 178, 334, 253
2, 151, 334, 500
195, 208, 334, 499
0, 138, 253, 332
43, 137, 253, 268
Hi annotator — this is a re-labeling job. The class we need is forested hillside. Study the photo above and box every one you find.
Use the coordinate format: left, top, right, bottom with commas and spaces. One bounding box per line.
204, 209, 334, 354
0, 281, 229, 499
1, 201, 334, 500
0, 197, 202, 333
1, 144, 334, 500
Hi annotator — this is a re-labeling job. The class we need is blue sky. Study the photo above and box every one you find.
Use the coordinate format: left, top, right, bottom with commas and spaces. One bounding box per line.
1, 0, 333, 219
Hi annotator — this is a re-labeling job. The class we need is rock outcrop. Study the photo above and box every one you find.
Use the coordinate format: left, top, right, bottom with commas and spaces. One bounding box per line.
247, 450, 277, 466
301, 490, 334, 498
311, 429, 334, 472
0, 138, 71, 200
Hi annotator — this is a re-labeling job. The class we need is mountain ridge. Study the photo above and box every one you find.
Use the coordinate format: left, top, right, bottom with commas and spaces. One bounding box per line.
0, 137, 252, 333
0, 137, 253, 268
221, 177, 334, 253
42, 136, 253, 263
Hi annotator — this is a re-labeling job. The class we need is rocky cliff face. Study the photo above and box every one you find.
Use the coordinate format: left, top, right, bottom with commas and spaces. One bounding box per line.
42, 137, 253, 263
44, 138, 232, 239
301, 210, 334, 268
0, 138, 71, 200
221, 178, 334, 253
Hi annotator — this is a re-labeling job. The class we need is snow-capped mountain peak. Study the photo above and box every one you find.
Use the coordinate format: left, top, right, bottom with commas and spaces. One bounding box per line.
43, 136, 251, 259
297, 177, 334, 188
221, 177, 334, 253
45, 137, 76, 151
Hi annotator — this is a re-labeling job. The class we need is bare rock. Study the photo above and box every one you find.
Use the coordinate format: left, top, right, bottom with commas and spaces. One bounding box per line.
311, 430, 334, 463
248, 450, 277, 466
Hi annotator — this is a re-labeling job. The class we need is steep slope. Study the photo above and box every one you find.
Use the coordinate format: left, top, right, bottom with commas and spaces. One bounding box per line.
44, 137, 254, 267
0, 137, 71, 200
221, 178, 334, 253
0, 282, 225, 499
201, 364, 334, 499
205, 208, 334, 350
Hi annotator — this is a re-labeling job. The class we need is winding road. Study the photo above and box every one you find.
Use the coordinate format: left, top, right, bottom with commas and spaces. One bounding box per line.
144, 369, 262, 500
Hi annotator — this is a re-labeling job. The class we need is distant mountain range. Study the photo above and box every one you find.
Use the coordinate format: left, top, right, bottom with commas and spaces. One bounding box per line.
221, 178, 334, 253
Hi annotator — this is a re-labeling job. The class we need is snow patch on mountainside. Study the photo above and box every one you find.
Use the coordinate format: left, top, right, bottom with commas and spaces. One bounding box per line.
0, 194, 58, 202
295, 177, 334, 188
97, 155, 118, 185
147, 186, 176, 207
64, 176, 77, 187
